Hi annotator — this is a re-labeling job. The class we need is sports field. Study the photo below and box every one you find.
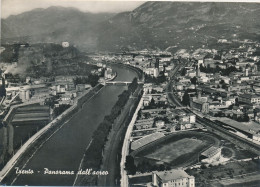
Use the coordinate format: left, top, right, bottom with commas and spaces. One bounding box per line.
145, 138, 206, 163
134, 131, 219, 167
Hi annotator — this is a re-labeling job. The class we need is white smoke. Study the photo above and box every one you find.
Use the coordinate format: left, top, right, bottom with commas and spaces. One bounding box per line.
4, 57, 31, 75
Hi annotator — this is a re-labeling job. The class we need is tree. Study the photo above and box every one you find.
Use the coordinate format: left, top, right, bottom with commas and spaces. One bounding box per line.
235, 98, 239, 106
200, 164, 207, 169
44, 97, 58, 108
0, 85, 6, 97
190, 77, 197, 85
222, 83, 227, 89
150, 98, 155, 106
182, 90, 190, 106
125, 155, 136, 175
181, 68, 187, 76
243, 114, 250, 122
53, 104, 70, 117
216, 65, 221, 72
228, 104, 234, 110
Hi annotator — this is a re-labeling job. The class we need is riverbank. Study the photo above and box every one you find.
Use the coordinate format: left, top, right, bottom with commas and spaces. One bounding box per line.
97, 84, 143, 186
0, 84, 104, 184
74, 79, 143, 186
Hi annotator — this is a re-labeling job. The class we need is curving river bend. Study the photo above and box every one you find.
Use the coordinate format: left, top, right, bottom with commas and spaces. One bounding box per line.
10, 64, 138, 185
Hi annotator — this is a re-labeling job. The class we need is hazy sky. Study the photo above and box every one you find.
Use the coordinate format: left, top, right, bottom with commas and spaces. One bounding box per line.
1, 0, 144, 18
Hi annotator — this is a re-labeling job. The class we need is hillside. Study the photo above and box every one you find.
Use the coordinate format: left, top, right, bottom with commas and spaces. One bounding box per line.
1, 2, 260, 52
1, 6, 115, 51
0, 43, 96, 78
96, 2, 260, 52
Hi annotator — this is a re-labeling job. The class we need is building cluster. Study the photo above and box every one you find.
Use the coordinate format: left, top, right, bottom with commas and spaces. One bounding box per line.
174, 43, 260, 143
130, 83, 197, 143
127, 53, 174, 79
88, 50, 175, 79
0, 72, 98, 119
127, 42, 260, 187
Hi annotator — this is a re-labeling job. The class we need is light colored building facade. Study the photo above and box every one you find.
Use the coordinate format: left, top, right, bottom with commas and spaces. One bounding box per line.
152, 169, 195, 187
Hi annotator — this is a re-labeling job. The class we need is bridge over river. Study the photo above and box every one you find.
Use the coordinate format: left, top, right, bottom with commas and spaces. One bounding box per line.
104, 80, 144, 85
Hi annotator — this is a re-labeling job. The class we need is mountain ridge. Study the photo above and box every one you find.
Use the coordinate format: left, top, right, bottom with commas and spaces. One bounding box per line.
1, 2, 260, 52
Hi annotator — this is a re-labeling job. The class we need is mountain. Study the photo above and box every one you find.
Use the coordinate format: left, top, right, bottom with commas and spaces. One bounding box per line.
1, 6, 115, 50
1, 2, 260, 52
96, 2, 260, 52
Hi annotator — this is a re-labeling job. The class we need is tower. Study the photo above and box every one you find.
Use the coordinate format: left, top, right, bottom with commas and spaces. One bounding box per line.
245, 68, 249, 76
197, 87, 202, 99
155, 58, 160, 69
196, 63, 200, 77
154, 68, 159, 78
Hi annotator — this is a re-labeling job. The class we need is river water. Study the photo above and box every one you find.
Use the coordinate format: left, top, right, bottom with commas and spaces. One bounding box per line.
11, 64, 138, 185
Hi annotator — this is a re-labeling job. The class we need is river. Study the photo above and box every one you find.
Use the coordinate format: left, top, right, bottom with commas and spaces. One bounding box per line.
9, 64, 138, 185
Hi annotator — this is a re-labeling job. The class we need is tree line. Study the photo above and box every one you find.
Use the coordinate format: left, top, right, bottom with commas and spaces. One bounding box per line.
73, 74, 100, 87
200, 64, 241, 76
81, 78, 139, 183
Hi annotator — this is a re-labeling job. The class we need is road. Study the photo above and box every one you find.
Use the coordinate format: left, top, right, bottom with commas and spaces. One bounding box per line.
120, 95, 144, 187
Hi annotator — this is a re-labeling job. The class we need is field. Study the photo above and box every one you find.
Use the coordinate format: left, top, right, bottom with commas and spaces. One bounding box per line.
134, 131, 219, 168
145, 138, 206, 164
133, 130, 258, 172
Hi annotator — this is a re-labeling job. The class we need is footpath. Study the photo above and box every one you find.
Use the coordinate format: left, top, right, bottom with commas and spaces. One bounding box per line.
120, 92, 144, 187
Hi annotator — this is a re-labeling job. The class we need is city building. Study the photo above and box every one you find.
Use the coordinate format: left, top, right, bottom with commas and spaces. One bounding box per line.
216, 117, 260, 142
152, 169, 195, 187
200, 146, 222, 163
239, 93, 260, 104
134, 119, 154, 130
190, 97, 209, 114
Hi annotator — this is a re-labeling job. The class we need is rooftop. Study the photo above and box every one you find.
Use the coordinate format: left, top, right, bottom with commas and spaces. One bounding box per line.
135, 120, 154, 126
216, 117, 260, 135
131, 132, 164, 150
240, 93, 260, 99
201, 146, 221, 158
153, 169, 194, 182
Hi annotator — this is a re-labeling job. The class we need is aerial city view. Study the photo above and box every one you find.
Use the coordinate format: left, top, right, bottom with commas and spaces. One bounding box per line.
0, 0, 260, 186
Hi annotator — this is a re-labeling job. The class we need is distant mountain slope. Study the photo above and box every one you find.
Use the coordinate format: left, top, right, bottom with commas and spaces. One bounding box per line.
1, 6, 115, 50
96, 2, 260, 51
1, 2, 260, 52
